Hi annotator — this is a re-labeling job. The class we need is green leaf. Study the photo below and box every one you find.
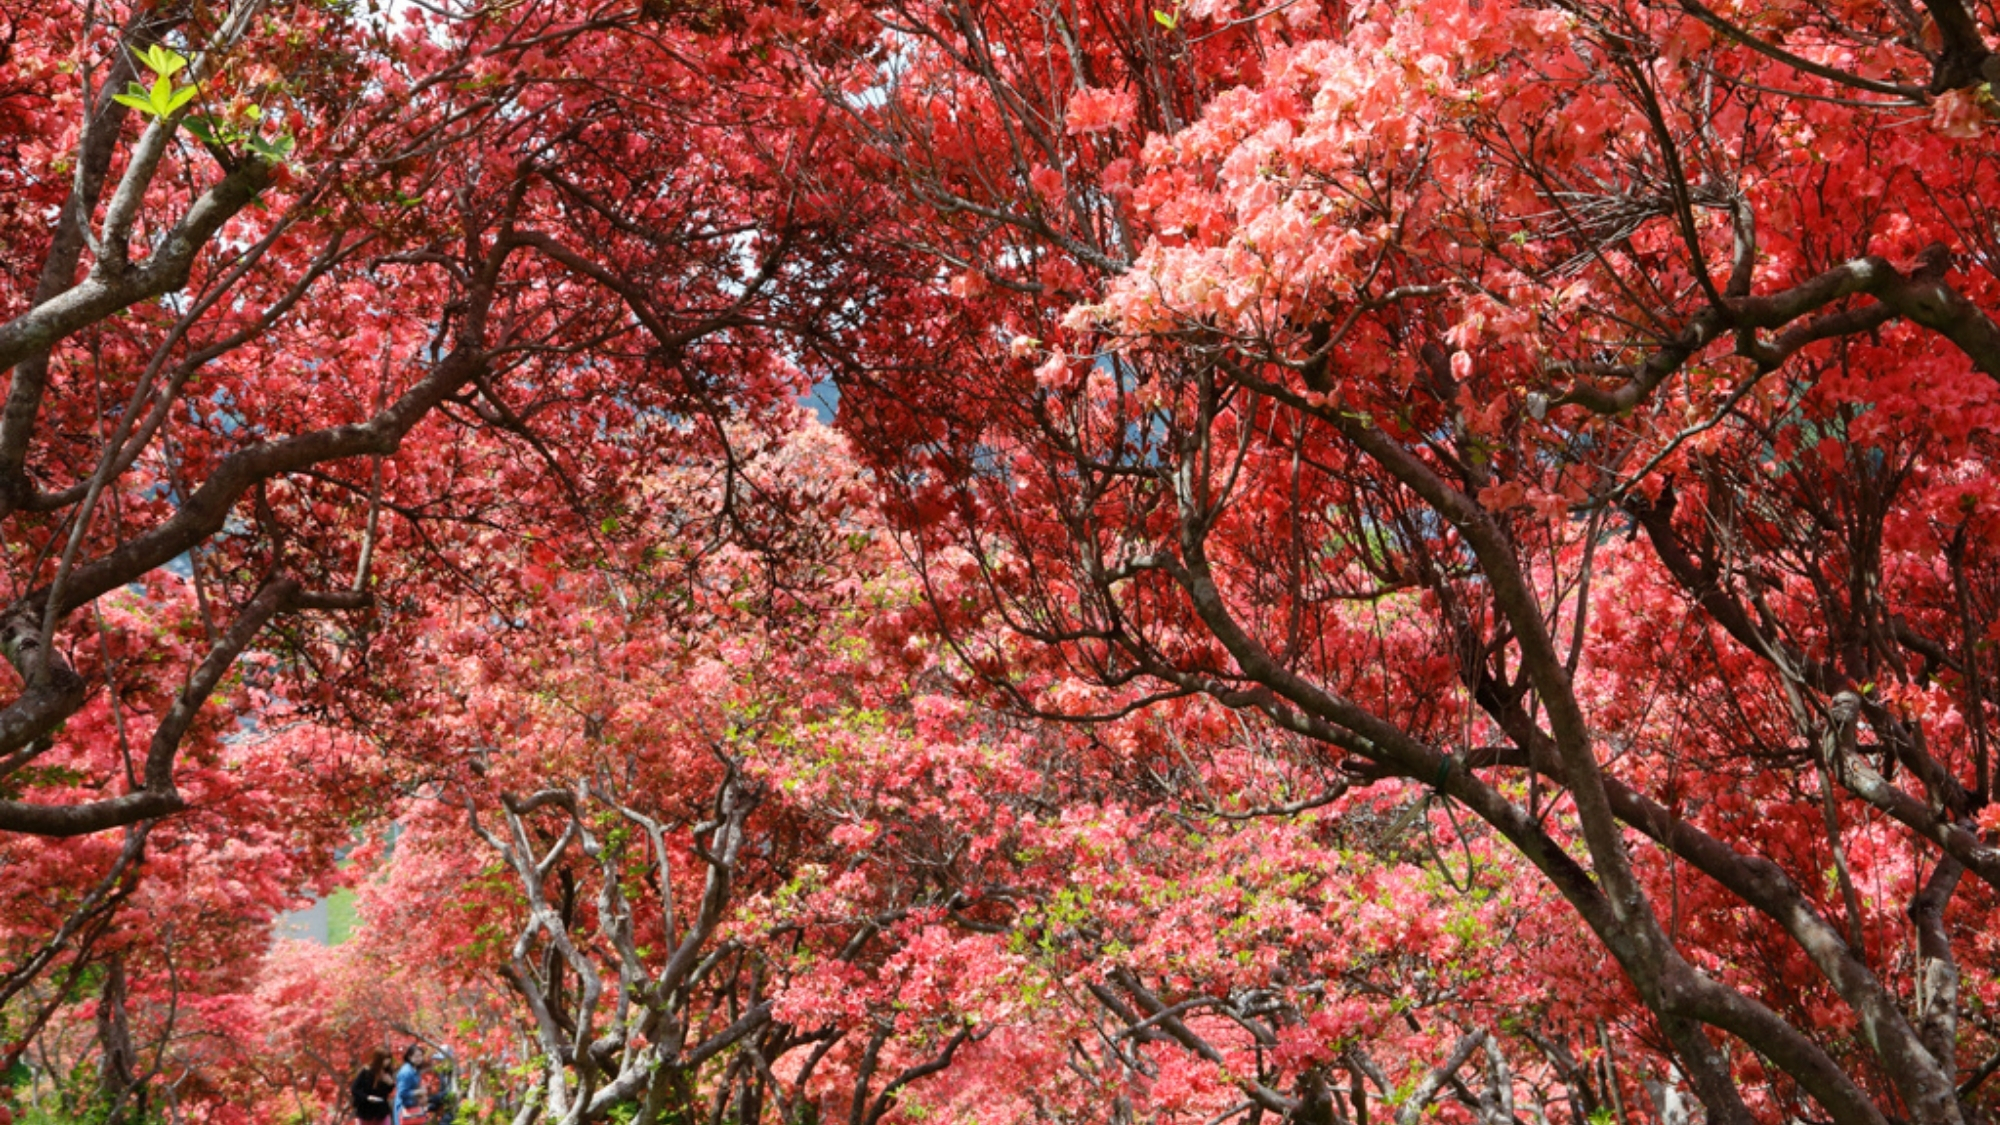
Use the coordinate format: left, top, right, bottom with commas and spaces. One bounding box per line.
133, 44, 189, 79
165, 83, 201, 114
248, 132, 296, 160
1152, 7, 1177, 28
148, 74, 175, 115
112, 92, 155, 115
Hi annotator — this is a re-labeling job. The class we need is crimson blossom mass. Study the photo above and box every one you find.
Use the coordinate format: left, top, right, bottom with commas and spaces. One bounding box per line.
3, 0, 2000, 1122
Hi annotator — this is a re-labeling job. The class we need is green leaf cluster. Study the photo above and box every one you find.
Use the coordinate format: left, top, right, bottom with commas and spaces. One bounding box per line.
113, 46, 200, 120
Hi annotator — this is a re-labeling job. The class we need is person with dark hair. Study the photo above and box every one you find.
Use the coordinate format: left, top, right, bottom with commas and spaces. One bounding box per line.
350, 1048, 394, 1124
393, 1044, 429, 1124
424, 1049, 459, 1125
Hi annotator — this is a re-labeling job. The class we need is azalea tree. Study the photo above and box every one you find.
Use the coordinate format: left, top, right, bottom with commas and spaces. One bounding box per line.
16, 0, 2000, 1123
10, 417, 1696, 1125
0, 3, 893, 1117
304, 422, 1005, 1125
0, 0, 846, 839
810, 0, 2000, 1121
306, 418, 1639, 1125
0, 0, 880, 1041
0, 586, 392, 1124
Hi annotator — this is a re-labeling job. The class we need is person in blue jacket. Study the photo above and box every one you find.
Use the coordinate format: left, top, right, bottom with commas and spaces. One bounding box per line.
392, 1044, 429, 1124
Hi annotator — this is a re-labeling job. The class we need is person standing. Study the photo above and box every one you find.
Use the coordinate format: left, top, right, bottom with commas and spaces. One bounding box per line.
393, 1044, 429, 1124
350, 1048, 394, 1124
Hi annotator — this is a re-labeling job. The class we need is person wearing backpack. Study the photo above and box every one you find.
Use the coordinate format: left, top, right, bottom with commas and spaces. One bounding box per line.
424, 1050, 459, 1125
